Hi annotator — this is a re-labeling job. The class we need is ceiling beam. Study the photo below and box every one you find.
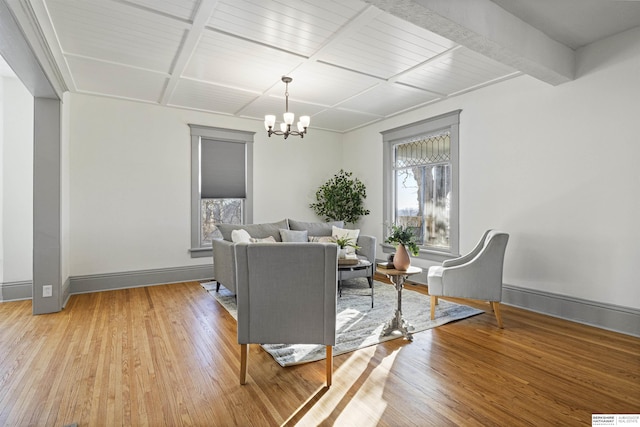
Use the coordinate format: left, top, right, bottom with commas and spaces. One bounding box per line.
363, 0, 575, 85
159, 0, 220, 106
1, 0, 66, 98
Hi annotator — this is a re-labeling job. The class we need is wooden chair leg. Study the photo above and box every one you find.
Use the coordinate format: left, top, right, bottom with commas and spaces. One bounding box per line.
326, 345, 333, 387
240, 344, 249, 385
430, 295, 438, 320
491, 302, 504, 328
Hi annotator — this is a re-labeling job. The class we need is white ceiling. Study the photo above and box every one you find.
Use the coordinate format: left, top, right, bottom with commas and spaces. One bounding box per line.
491, 0, 640, 50
10, 0, 640, 133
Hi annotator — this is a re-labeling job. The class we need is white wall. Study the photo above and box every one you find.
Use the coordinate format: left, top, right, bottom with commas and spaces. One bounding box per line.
67, 27, 639, 310
68, 95, 343, 276
343, 27, 640, 309
1, 75, 33, 284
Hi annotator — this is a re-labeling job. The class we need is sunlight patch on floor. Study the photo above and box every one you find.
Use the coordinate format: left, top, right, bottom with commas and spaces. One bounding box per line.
292, 345, 401, 426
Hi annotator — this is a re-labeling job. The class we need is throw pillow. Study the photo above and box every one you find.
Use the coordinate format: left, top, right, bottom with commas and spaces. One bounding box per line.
308, 236, 334, 243
250, 236, 276, 243
279, 229, 308, 243
332, 226, 360, 253
231, 229, 251, 243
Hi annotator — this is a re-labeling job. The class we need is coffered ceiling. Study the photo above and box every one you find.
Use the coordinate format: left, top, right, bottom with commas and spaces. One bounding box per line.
5, 0, 640, 133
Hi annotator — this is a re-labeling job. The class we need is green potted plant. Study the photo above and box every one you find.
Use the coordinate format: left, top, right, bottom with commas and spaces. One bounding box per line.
385, 224, 420, 270
332, 235, 360, 258
310, 170, 370, 225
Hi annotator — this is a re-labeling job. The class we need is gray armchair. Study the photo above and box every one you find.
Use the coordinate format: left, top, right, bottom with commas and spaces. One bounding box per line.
427, 230, 509, 328
234, 242, 338, 386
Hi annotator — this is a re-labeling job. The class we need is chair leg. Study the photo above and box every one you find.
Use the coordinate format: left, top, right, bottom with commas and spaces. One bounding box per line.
216, 281, 220, 292
430, 295, 437, 320
240, 344, 249, 385
326, 345, 333, 387
491, 302, 504, 328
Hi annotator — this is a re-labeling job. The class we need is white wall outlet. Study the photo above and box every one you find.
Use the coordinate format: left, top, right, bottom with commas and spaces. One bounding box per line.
43, 285, 53, 297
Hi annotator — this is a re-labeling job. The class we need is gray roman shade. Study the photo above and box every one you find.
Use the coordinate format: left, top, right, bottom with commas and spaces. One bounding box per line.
201, 138, 246, 199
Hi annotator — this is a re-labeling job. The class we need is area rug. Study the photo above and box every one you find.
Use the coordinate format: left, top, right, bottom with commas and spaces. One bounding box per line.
202, 279, 483, 367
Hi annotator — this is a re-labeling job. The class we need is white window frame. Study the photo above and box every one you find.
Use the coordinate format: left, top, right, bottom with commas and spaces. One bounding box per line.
382, 110, 461, 262
189, 125, 254, 258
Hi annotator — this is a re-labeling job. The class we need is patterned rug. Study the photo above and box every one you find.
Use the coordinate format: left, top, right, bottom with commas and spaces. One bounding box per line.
202, 279, 483, 367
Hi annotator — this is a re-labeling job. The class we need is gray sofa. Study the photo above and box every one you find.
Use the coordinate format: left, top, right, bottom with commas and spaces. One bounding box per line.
212, 218, 376, 295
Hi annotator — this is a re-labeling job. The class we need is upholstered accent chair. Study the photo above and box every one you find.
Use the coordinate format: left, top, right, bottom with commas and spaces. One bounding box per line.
427, 230, 509, 328
234, 242, 338, 386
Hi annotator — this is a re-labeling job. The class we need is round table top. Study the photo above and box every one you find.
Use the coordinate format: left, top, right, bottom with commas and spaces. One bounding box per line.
376, 265, 422, 276
337, 258, 371, 270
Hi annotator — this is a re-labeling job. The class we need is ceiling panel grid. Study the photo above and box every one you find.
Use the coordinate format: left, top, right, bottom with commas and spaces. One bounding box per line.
317, 12, 456, 79
207, 0, 364, 57
23, 0, 630, 133
47, 0, 187, 73
120, 0, 201, 21
182, 29, 306, 91
169, 79, 260, 114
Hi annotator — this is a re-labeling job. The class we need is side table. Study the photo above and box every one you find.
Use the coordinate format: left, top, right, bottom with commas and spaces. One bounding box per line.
376, 265, 422, 341
338, 259, 374, 307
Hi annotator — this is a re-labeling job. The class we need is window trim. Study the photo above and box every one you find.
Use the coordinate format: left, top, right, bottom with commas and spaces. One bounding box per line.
189, 125, 254, 258
381, 110, 461, 262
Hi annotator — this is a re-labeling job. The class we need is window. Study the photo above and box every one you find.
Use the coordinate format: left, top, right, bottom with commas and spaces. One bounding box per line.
190, 125, 254, 257
382, 110, 460, 261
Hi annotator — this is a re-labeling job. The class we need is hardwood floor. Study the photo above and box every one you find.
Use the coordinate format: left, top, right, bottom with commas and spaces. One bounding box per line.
0, 280, 638, 426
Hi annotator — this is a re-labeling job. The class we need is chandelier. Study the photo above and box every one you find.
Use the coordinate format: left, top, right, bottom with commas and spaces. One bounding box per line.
264, 76, 310, 139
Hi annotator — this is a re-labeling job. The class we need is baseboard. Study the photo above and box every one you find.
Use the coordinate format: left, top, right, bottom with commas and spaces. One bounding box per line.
0, 280, 32, 301
0, 265, 214, 303
403, 273, 639, 337
70, 264, 214, 295
6, 266, 638, 337
502, 284, 640, 338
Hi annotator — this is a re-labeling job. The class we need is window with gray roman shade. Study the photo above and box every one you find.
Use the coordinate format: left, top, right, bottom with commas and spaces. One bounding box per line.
189, 125, 254, 257
200, 138, 246, 199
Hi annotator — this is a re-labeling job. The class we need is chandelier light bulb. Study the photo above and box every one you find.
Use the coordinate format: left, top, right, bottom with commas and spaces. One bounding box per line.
283, 112, 295, 125
300, 115, 310, 128
264, 115, 276, 129
280, 122, 287, 132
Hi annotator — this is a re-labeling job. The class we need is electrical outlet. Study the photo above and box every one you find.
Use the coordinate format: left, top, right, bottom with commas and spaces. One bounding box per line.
43, 285, 52, 297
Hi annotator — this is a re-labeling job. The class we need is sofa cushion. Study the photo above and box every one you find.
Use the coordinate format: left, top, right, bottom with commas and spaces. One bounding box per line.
250, 236, 277, 243
308, 236, 334, 243
288, 219, 344, 236
280, 229, 308, 243
217, 219, 289, 242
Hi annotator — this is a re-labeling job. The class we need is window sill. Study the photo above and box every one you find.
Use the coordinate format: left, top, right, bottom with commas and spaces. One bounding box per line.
189, 247, 212, 258
381, 243, 459, 263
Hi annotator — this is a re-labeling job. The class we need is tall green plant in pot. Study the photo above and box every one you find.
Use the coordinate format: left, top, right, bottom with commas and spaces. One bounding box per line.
310, 170, 370, 225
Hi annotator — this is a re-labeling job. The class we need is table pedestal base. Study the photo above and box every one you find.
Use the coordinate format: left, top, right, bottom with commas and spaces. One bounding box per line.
382, 310, 415, 341
381, 271, 417, 341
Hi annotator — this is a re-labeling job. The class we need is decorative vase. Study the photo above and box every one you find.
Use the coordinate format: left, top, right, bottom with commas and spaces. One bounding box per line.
393, 244, 411, 270
338, 248, 348, 259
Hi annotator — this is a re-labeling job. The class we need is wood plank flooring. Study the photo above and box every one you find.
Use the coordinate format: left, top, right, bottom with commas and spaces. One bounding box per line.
0, 280, 638, 426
